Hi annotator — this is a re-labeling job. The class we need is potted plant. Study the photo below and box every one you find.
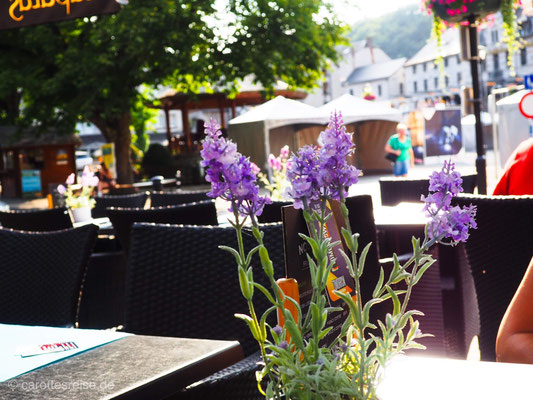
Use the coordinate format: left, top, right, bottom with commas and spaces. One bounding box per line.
423, 0, 521, 74
200, 116, 477, 399
57, 166, 99, 223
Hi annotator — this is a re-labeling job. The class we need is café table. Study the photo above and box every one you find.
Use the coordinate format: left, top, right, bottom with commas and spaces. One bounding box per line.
378, 355, 533, 399
0, 324, 243, 400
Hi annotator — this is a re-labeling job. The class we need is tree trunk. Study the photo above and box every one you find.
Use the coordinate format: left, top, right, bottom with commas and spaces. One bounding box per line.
114, 112, 133, 184
89, 111, 133, 185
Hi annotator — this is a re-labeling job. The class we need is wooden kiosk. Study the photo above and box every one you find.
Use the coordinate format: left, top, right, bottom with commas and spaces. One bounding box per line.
0, 128, 78, 198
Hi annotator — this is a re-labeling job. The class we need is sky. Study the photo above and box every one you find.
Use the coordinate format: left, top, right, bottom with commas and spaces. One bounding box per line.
332, 0, 420, 23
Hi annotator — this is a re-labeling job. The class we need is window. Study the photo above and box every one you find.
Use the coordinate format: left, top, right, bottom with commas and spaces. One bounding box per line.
444, 76, 449, 87
434, 77, 439, 88
493, 53, 500, 71
444, 57, 449, 67
492, 30, 499, 44
456, 55, 460, 64
414, 81, 418, 93
378, 85, 382, 96
349, 88, 354, 95
423, 79, 428, 92
521, 47, 527, 66
423, 63, 427, 72
399, 83, 404, 95
413, 65, 417, 73
457, 72, 462, 84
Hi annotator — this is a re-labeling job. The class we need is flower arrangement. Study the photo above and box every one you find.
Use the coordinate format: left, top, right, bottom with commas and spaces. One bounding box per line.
422, 0, 521, 76
362, 84, 376, 101
201, 114, 476, 399
57, 166, 99, 209
258, 145, 291, 201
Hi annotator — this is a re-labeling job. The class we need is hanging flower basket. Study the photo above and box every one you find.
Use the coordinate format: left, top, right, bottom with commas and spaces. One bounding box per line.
430, 0, 502, 24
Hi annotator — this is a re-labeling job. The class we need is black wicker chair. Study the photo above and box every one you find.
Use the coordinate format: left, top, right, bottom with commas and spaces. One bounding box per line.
0, 224, 98, 327
0, 207, 73, 231
92, 192, 149, 218
107, 200, 218, 253
124, 222, 285, 399
379, 173, 477, 206
257, 200, 292, 223
451, 194, 533, 361
149, 190, 209, 208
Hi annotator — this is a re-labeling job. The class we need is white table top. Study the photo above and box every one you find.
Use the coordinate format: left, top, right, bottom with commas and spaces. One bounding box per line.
378, 355, 533, 400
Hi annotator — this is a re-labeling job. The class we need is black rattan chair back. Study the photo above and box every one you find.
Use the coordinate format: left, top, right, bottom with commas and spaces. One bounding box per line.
92, 192, 148, 219
379, 174, 477, 206
0, 207, 73, 231
0, 224, 98, 327
257, 200, 292, 223
149, 190, 209, 208
124, 222, 285, 356
451, 194, 533, 361
107, 200, 218, 253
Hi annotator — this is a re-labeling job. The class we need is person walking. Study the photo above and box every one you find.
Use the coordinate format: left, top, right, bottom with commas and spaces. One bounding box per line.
385, 123, 415, 177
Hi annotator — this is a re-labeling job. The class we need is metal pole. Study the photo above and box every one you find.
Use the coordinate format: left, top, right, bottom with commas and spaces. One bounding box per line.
468, 16, 487, 194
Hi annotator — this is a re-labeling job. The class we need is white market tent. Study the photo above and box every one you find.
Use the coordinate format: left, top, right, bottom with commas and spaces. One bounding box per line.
319, 94, 402, 123
228, 96, 327, 171
320, 94, 403, 171
228, 94, 404, 173
496, 90, 531, 167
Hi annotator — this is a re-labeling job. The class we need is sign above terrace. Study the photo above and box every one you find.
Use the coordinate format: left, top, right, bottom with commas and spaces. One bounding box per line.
1, 0, 121, 30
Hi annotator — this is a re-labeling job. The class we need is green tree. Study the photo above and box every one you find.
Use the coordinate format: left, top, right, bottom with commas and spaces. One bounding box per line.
0, 0, 345, 183
349, 4, 432, 59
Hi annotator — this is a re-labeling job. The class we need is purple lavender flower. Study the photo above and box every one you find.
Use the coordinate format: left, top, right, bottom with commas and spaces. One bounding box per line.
268, 154, 282, 171
81, 166, 99, 188
57, 185, 66, 195
273, 325, 282, 336
278, 340, 289, 350
66, 173, 76, 185
280, 145, 290, 159
285, 145, 321, 209
200, 119, 270, 219
422, 161, 477, 243
316, 111, 361, 200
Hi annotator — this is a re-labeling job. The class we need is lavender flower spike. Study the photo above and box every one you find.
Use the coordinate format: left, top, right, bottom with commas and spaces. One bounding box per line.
422, 160, 477, 243
285, 145, 321, 209
200, 119, 270, 219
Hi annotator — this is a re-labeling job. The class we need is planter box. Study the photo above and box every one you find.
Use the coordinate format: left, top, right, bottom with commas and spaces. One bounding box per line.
430, 0, 501, 23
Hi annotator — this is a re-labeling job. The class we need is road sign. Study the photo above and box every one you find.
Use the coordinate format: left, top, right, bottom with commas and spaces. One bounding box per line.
519, 92, 533, 119
525, 74, 533, 90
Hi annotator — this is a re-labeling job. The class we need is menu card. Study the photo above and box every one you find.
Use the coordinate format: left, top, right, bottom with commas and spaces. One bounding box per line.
281, 200, 357, 346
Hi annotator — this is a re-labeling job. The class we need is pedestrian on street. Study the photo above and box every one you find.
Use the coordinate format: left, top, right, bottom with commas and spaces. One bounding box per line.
385, 123, 415, 177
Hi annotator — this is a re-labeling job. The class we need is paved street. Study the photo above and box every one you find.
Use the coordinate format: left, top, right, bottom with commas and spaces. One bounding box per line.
1, 149, 499, 213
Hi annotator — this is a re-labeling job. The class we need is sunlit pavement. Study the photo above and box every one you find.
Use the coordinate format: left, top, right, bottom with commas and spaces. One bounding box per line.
2, 150, 499, 215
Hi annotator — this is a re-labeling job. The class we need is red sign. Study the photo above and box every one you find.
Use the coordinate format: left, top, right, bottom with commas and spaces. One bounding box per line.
519, 92, 533, 119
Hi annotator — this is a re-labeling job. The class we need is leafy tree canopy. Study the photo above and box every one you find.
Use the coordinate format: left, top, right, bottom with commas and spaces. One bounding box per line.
349, 4, 432, 60
0, 0, 346, 183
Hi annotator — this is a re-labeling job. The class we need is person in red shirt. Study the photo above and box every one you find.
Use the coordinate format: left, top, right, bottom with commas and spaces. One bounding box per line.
493, 138, 533, 195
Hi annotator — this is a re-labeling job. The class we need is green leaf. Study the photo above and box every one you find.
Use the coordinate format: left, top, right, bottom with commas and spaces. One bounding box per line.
373, 267, 385, 298
219, 245, 242, 265
386, 286, 401, 316
357, 242, 372, 278
253, 282, 276, 305
235, 313, 261, 341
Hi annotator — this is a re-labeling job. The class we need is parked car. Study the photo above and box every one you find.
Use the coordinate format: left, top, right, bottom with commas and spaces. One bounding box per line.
75, 151, 94, 171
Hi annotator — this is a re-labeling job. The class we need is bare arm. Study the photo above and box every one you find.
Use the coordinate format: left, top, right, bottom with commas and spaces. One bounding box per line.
496, 257, 533, 363
409, 147, 415, 167
385, 143, 400, 155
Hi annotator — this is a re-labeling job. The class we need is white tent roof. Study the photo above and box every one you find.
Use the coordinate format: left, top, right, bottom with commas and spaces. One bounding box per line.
229, 95, 326, 127
319, 94, 402, 123
496, 89, 529, 106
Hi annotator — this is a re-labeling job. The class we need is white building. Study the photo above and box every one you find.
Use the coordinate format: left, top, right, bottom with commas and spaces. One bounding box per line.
343, 57, 406, 102
304, 39, 391, 106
